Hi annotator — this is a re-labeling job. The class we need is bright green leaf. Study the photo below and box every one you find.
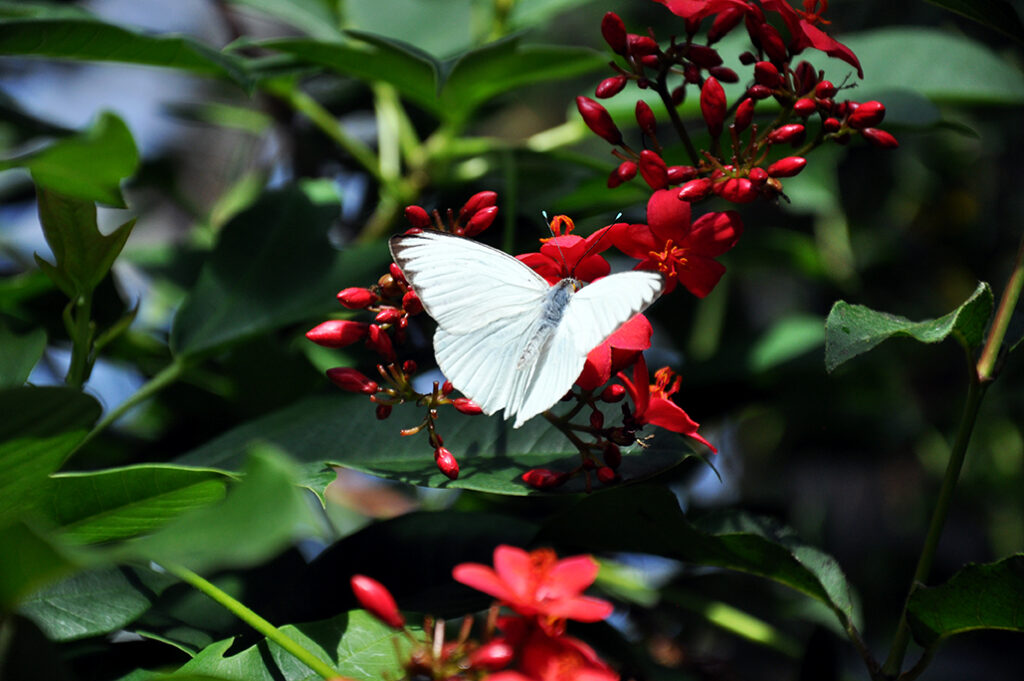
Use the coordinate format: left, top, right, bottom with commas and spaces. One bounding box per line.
176, 394, 700, 496
924, 0, 1024, 44
0, 326, 46, 387
112, 446, 316, 572
825, 282, 993, 372
33, 186, 136, 297
43, 465, 231, 545
540, 485, 861, 633
907, 554, 1024, 646
0, 112, 138, 207
0, 387, 100, 528
749, 315, 825, 372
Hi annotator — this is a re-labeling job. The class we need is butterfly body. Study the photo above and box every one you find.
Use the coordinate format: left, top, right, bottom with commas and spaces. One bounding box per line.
389, 231, 663, 428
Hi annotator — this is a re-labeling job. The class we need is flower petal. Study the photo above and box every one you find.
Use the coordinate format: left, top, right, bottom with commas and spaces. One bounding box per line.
452, 563, 515, 602
688, 210, 742, 256
676, 255, 726, 298
646, 189, 692, 242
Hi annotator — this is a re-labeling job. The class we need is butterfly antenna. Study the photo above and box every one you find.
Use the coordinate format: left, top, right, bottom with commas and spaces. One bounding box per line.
568, 212, 624, 278
540, 210, 574, 276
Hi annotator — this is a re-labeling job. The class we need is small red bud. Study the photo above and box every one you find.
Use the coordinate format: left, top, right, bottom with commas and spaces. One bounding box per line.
469, 639, 514, 671
601, 12, 628, 54
374, 307, 402, 324
522, 468, 569, 489
766, 156, 807, 178
738, 50, 756, 65
627, 34, 659, 57
794, 60, 818, 93
464, 206, 498, 237
815, 80, 837, 99
326, 367, 378, 394
640, 54, 660, 67
336, 287, 378, 310
376, 404, 392, 420
708, 66, 738, 83
453, 397, 483, 415
350, 575, 405, 629
457, 191, 498, 222
589, 410, 605, 430
388, 263, 408, 286
822, 116, 841, 133
670, 85, 685, 105
306, 320, 368, 348
600, 384, 626, 402
683, 63, 701, 83
596, 466, 618, 484
700, 77, 727, 137
748, 167, 769, 184
635, 100, 657, 137
595, 75, 627, 99
747, 84, 772, 100
678, 177, 713, 202
715, 177, 758, 203
366, 325, 396, 361
687, 45, 722, 68
734, 97, 755, 132
666, 165, 697, 184
638, 150, 669, 190
434, 447, 459, 480
576, 96, 623, 145
792, 98, 816, 117
708, 6, 745, 43
402, 359, 417, 375
757, 23, 788, 63
603, 442, 622, 468
608, 160, 637, 189
861, 127, 899, 149
848, 100, 886, 130
401, 289, 423, 315
442, 380, 454, 395
767, 123, 806, 145
404, 205, 431, 228
753, 61, 780, 88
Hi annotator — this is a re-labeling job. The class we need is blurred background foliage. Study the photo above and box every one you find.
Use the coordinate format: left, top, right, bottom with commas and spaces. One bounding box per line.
1, 0, 1023, 680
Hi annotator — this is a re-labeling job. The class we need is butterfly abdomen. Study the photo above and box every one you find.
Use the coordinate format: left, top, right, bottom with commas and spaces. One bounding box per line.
516, 279, 578, 369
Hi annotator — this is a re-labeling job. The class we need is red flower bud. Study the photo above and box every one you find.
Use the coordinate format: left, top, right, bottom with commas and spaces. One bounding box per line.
792, 98, 816, 117
734, 97, 755, 132
738, 50, 756, 65
823, 116, 841, 133
464, 205, 498, 237
848, 100, 886, 130
404, 205, 431, 228
453, 397, 483, 415
747, 84, 772, 100
861, 127, 899, 149
442, 380, 454, 395
709, 66, 739, 83
595, 75, 627, 99
687, 45, 722, 68
336, 287, 378, 310
458, 191, 498, 222
601, 12, 628, 54
469, 639, 515, 672
708, 7, 745, 43
767, 156, 807, 177
615, 160, 638, 184
326, 367, 378, 394
596, 466, 618, 484
306, 320, 369, 348
635, 100, 656, 137
678, 177, 713, 202
434, 446, 459, 480
641, 54, 660, 67
350, 575, 405, 629
376, 403, 392, 420
627, 34, 659, 57
589, 410, 604, 430
600, 384, 625, 402
401, 289, 423, 315
815, 80, 837, 99
366, 325, 396, 361
683, 63, 701, 83
521, 468, 569, 489
756, 23, 788, 63
666, 165, 697, 184
700, 76, 727, 137
638, 150, 669, 190
794, 60, 818, 93
715, 177, 758, 203
753, 61, 780, 88
374, 307, 402, 324
748, 167, 769, 184
670, 85, 685, 105
767, 123, 805, 145
607, 168, 625, 189
388, 263, 408, 286
603, 442, 622, 468
576, 96, 623, 145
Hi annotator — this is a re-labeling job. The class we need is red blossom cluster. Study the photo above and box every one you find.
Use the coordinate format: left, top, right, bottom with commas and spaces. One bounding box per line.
348, 546, 619, 681
579, 0, 897, 206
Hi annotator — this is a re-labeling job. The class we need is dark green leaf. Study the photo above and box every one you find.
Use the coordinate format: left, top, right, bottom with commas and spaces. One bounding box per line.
924, 0, 1024, 44
112, 446, 316, 572
34, 186, 136, 297
539, 485, 861, 632
19, 566, 177, 641
0, 112, 138, 207
0, 326, 46, 387
0, 387, 101, 527
907, 554, 1024, 647
825, 282, 993, 372
43, 465, 231, 545
170, 184, 388, 359
168, 611, 410, 681
0, 17, 250, 85
176, 394, 700, 496
0, 522, 82, 612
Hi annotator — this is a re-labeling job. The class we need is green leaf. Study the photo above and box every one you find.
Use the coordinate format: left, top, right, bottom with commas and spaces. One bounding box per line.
169, 611, 411, 681
824, 282, 993, 373
112, 446, 316, 572
539, 485, 861, 633
748, 315, 825, 372
907, 554, 1024, 647
33, 186, 136, 297
0, 387, 101, 528
170, 185, 388, 359
0, 112, 138, 207
0, 326, 46, 387
0, 17, 250, 85
226, 0, 343, 41
176, 394, 700, 496
924, 0, 1024, 44
0, 522, 83, 612
19, 566, 176, 641
42, 465, 231, 545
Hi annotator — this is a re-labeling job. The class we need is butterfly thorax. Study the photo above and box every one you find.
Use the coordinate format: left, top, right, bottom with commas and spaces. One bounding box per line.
515, 278, 579, 369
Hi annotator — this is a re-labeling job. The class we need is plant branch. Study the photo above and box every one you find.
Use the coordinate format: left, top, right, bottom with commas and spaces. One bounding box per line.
65, 291, 94, 389
655, 73, 698, 165
165, 562, 342, 680
977, 229, 1024, 382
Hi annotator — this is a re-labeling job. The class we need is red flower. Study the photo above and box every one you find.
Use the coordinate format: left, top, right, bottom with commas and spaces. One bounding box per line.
489, 620, 619, 681
761, 0, 863, 77
610, 189, 741, 298
452, 545, 613, 634
653, 0, 751, 21
617, 355, 715, 451
517, 216, 612, 284
577, 314, 652, 391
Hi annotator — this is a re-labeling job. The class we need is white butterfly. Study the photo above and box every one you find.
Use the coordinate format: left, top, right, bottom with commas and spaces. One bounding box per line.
389, 230, 664, 428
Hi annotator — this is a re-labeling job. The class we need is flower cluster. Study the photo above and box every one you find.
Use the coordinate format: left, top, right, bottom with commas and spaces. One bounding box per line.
348, 545, 619, 681
579, 0, 897, 206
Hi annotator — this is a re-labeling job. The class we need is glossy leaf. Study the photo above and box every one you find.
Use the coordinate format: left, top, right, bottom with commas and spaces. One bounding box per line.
907, 554, 1024, 647
0, 112, 138, 207
0, 522, 82, 612
924, 0, 1024, 44
170, 184, 388, 358
0, 387, 100, 528
34, 186, 136, 297
539, 485, 861, 632
176, 394, 700, 496
825, 282, 993, 372
0, 326, 46, 387
43, 465, 231, 545
111, 446, 315, 572
19, 566, 176, 641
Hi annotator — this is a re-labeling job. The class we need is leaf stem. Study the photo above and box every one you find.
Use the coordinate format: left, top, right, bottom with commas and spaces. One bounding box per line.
65, 291, 94, 389
976, 229, 1024, 382
655, 73, 699, 165
164, 562, 342, 680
